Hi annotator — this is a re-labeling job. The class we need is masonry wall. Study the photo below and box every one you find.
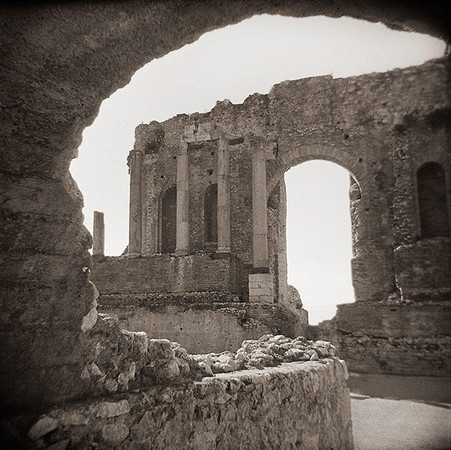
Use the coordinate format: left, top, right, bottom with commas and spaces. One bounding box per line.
133, 57, 450, 306
5, 359, 352, 449
92, 253, 249, 297
104, 304, 272, 353
330, 302, 451, 376
98, 294, 308, 353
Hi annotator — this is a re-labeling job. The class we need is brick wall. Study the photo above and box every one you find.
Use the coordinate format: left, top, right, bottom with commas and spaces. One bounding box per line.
92, 254, 249, 297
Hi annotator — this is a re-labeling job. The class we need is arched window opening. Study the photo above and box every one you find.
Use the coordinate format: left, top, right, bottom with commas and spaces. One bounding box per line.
205, 183, 218, 244
161, 186, 177, 253
417, 162, 449, 238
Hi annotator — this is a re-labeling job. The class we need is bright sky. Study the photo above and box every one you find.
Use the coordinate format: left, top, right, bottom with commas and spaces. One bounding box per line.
70, 14, 445, 324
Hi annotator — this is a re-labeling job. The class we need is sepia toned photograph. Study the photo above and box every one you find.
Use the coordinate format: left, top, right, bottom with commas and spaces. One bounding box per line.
1, 1, 450, 448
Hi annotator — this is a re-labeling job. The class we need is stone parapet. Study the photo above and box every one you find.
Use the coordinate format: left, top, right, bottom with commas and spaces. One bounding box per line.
4, 358, 353, 449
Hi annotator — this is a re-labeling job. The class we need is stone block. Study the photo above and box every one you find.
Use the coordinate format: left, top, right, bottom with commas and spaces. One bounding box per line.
249, 273, 274, 304
96, 400, 130, 418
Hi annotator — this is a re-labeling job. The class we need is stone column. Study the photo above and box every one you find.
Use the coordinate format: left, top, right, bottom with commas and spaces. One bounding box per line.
217, 136, 231, 253
127, 149, 143, 255
92, 211, 104, 256
249, 137, 273, 303
251, 137, 269, 270
176, 141, 189, 255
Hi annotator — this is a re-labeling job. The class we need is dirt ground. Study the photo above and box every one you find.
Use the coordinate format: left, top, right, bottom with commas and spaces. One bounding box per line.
349, 373, 451, 450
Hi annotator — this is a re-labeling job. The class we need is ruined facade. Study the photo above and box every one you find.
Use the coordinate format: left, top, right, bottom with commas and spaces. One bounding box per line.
1, 1, 450, 446
94, 57, 451, 374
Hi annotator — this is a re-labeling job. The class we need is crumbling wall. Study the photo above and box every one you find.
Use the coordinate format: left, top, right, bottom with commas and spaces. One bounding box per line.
102, 57, 451, 376
3, 334, 352, 449
315, 301, 451, 376
99, 295, 308, 354
133, 58, 450, 307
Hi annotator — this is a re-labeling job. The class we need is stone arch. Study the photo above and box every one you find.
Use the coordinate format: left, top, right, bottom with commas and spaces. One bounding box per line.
417, 162, 450, 238
268, 145, 365, 199
1, 1, 449, 410
266, 145, 398, 304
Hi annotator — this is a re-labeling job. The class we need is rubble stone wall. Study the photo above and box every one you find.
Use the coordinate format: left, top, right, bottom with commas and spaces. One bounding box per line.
98, 295, 308, 354
6, 358, 353, 449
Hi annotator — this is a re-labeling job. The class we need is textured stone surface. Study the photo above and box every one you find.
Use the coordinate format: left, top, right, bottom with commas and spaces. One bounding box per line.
192, 333, 336, 373
92, 253, 249, 297
3, 358, 352, 449
313, 301, 451, 376
98, 294, 308, 354
97, 56, 450, 377
78, 313, 210, 398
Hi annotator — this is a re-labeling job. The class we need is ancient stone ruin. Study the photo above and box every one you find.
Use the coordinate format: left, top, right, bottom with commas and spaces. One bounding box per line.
1, 1, 449, 448
93, 57, 451, 376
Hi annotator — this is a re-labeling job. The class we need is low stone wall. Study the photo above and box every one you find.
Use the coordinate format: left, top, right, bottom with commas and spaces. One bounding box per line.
11, 359, 352, 449
99, 294, 308, 353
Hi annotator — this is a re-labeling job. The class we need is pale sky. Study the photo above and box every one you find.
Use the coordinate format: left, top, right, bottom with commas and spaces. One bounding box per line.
70, 14, 445, 324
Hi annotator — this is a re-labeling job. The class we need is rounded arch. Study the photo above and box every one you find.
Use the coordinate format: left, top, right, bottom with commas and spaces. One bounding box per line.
154, 176, 177, 200
282, 159, 355, 323
267, 145, 365, 200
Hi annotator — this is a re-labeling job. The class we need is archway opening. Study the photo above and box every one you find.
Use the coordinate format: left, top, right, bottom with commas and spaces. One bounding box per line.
285, 160, 354, 324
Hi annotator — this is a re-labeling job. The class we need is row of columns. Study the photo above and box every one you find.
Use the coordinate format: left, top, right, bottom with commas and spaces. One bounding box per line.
126, 135, 270, 268
175, 134, 271, 268
126, 133, 273, 303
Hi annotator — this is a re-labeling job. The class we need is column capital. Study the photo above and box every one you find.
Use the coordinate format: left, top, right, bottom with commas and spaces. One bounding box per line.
248, 135, 278, 160
127, 149, 143, 167
248, 135, 267, 149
